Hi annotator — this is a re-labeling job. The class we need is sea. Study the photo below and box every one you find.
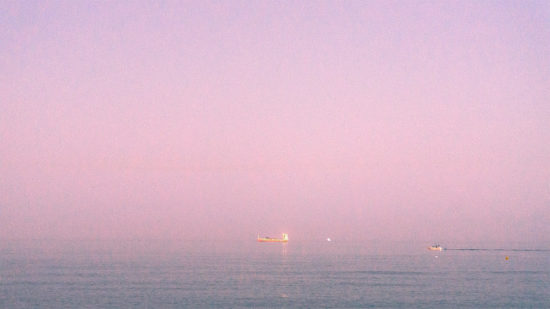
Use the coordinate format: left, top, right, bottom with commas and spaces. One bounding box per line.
1, 239, 549, 308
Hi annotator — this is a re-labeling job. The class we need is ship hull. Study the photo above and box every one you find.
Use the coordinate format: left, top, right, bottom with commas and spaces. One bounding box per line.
257, 238, 288, 243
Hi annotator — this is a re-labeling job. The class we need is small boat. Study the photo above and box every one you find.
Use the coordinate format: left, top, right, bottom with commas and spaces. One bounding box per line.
428, 244, 443, 251
257, 233, 288, 242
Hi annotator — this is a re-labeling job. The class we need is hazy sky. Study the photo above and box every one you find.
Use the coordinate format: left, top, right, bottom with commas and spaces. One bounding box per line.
1, 1, 549, 243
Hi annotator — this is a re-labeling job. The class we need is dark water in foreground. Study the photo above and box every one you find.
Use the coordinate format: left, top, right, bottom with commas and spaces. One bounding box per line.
1, 240, 549, 308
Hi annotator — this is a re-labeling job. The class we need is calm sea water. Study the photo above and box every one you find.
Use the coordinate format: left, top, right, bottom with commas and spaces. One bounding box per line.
1, 240, 549, 308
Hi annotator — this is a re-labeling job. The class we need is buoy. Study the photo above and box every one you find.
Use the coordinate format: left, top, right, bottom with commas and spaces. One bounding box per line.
505, 256, 509, 261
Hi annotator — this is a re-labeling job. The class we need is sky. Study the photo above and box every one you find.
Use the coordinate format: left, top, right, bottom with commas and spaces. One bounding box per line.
1, 1, 549, 244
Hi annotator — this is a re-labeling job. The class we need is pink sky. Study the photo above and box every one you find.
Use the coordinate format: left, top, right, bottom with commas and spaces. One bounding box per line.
1, 1, 549, 243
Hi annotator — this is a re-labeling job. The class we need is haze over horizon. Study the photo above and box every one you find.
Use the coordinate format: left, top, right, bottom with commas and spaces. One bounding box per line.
1, 1, 549, 244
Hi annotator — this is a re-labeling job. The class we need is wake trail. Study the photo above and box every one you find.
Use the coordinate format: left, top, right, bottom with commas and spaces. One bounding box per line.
445, 248, 550, 252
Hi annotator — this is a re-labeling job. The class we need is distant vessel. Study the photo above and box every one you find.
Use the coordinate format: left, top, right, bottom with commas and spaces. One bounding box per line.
428, 244, 443, 251
257, 233, 288, 242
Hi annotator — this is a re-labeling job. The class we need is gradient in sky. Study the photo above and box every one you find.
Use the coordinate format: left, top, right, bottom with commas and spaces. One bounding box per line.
1, 1, 549, 243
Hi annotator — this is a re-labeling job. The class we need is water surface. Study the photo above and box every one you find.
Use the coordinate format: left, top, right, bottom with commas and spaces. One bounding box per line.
1, 240, 548, 308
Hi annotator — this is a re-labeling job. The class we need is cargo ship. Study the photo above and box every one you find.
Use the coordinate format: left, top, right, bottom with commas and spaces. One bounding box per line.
257, 233, 288, 242
428, 244, 443, 251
